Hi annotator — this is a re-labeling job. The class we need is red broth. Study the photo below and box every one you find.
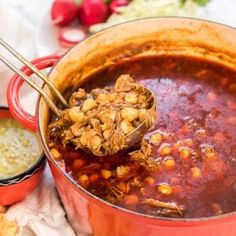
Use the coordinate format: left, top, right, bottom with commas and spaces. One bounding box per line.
50, 56, 236, 218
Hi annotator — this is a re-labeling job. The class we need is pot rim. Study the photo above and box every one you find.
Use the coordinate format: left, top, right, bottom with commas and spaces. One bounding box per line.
0, 106, 45, 186
38, 17, 236, 224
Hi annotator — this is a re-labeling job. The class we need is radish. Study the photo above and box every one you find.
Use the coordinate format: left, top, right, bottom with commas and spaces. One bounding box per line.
109, 0, 130, 13
51, 0, 79, 27
59, 39, 76, 48
78, 0, 109, 27
59, 27, 87, 48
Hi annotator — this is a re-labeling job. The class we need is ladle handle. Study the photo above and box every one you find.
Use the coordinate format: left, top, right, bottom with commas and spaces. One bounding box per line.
7, 55, 60, 132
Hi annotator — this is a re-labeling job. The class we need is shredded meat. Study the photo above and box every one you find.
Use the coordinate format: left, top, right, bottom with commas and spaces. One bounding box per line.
141, 199, 185, 217
129, 139, 160, 171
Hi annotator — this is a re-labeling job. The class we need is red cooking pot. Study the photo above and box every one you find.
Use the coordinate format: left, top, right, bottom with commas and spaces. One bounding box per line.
7, 18, 236, 235
0, 106, 45, 205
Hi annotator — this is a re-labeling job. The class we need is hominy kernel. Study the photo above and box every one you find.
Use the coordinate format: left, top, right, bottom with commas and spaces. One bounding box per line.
179, 147, 191, 160
103, 130, 111, 140
116, 165, 130, 178
121, 107, 139, 122
101, 122, 111, 131
159, 143, 172, 156
196, 129, 207, 136
68, 107, 84, 123
70, 124, 82, 137
124, 194, 139, 206
109, 93, 116, 101
101, 169, 112, 179
125, 93, 138, 104
117, 182, 129, 193
206, 152, 217, 160
138, 95, 147, 104
90, 135, 102, 150
82, 99, 97, 112
144, 176, 155, 186
109, 111, 117, 121
50, 148, 61, 160
191, 167, 202, 178
150, 132, 162, 147
97, 94, 110, 103
157, 184, 173, 196
163, 157, 176, 170
80, 133, 87, 146
100, 111, 117, 122
120, 120, 134, 134
201, 144, 217, 160
138, 109, 148, 122
78, 175, 89, 186
48, 142, 55, 148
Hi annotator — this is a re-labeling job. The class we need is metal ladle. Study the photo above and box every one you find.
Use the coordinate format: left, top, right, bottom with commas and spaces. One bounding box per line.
0, 38, 156, 154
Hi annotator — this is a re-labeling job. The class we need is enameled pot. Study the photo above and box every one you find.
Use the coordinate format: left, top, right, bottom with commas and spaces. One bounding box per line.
7, 18, 236, 235
0, 106, 45, 205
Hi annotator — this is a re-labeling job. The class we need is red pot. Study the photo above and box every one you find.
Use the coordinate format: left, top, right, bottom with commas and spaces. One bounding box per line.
0, 106, 45, 205
6, 18, 236, 235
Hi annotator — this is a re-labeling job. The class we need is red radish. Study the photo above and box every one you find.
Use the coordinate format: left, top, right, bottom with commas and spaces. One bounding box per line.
78, 0, 109, 27
51, 0, 79, 27
59, 27, 87, 48
109, 0, 130, 13
59, 38, 77, 48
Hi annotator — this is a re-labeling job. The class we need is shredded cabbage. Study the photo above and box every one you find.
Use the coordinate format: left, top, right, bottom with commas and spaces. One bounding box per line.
89, 0, 207, 33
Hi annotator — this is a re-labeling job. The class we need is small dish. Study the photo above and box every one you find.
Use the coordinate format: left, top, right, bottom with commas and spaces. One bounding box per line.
0, 106, 45, 205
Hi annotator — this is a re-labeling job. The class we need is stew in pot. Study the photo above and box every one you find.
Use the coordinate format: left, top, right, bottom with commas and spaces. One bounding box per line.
47, 56, 236, 218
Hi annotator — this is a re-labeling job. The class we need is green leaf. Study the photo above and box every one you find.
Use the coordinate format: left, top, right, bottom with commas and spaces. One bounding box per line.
179, 0, 210, 6
179, 0, 187, 4
193, 0, 210, 6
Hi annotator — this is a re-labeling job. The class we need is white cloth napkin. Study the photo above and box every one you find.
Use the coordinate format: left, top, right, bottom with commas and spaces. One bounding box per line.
6, 166, 76, 236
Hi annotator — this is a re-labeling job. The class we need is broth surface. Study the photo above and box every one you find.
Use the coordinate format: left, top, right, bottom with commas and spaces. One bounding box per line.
50, 56, 236, 218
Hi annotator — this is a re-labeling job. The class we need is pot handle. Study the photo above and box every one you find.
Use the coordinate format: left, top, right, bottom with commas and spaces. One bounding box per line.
7, 55, 61, 132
